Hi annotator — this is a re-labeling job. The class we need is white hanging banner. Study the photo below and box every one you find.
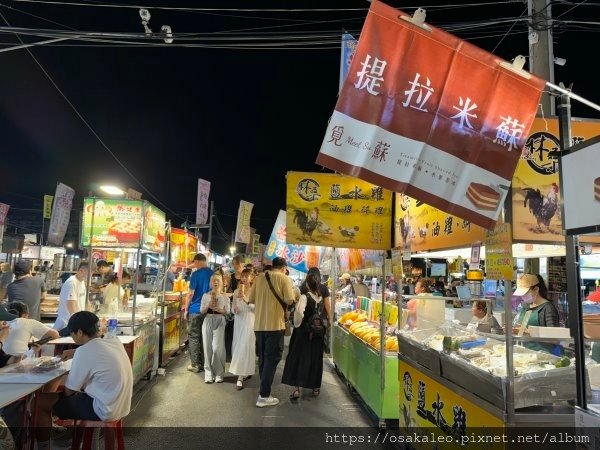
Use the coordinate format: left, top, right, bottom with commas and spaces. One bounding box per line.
235, 200, 254, 244
47, 183, 75, 246
196, 178, 211, 225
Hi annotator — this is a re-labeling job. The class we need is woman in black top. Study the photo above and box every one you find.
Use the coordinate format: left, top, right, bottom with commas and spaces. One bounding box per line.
282, 272, 330, 399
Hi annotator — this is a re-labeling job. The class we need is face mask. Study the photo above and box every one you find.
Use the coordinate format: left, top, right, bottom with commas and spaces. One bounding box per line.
521, 292, 535, 304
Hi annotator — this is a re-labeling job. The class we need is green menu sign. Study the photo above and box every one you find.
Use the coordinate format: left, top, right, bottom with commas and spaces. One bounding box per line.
81, 198, 143, 248
143, 203, 166, 252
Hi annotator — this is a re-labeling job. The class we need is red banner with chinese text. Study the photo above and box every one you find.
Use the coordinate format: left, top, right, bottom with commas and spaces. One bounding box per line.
316, 0, 545, 230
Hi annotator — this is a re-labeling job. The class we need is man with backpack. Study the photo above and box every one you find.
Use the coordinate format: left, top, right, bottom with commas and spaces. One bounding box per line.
247, 257, 296, 408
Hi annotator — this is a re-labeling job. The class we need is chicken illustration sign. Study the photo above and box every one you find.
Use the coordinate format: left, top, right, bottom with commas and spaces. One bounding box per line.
316, 0, 545, 230
286, 171, 392, 250
511, 117, 600, 243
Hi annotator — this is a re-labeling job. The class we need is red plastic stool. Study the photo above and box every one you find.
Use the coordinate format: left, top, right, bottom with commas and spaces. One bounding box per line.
55, 419, 125, 450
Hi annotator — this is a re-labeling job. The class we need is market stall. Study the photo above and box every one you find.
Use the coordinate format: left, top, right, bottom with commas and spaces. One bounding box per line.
81, 197, 167, 382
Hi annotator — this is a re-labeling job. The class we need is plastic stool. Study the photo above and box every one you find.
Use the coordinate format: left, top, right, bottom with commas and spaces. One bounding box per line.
55, 419, 124, 450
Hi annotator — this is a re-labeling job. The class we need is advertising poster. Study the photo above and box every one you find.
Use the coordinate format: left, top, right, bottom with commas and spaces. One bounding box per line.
196, 178, 211, 225
512, 117, 600, 242
316, 1, 544, 230
562, 136, 600, 234
264, 210, 322, 273
81, 198, 143, 248
43, 195, 53, 220
142, 203, 166, 252
336, 248, 384, 274
170, 228, 198, 265
399, 360, 504, 449
47, 183, 75, 246
286, 171, 392, 250
484, 221, 514, 280
235, 200, 254, 244
394, 193, 486, 252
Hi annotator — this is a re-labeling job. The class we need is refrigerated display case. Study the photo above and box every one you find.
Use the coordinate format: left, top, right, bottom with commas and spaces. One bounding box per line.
397, 294, 591, 444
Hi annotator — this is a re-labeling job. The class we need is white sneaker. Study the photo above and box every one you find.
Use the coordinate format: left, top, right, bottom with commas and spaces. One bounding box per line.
187, 365, 199, 373
256, 395, 280, 408
215, 376, 224, 383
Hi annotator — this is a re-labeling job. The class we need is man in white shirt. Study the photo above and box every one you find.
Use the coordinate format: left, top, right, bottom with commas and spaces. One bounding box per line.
36, 311, 133, 448
54, 262, 89, 333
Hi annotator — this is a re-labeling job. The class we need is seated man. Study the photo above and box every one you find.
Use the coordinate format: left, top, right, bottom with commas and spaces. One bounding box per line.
36, 311, 133, 449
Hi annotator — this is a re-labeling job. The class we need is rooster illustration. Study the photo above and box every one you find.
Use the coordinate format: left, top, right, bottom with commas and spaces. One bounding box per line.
523, 183, 559, 231
399, 217, 416, 244
293, 209, 318, 240
338, 226, 359, 241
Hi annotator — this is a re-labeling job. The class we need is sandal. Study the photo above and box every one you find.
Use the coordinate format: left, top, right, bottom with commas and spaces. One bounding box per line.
290, 389, 300, 400
312, 388, 320, 397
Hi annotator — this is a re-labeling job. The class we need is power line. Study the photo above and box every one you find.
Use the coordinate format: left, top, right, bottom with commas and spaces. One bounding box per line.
0, 2, 77, 30
0, 11, 186, 222
491, 5, 528, 52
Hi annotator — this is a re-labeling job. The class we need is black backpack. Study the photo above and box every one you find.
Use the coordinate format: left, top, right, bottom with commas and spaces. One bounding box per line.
306, 295, 327, 340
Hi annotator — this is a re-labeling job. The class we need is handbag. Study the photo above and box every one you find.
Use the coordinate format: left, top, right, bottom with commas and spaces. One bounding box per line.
265, 272, 292, 336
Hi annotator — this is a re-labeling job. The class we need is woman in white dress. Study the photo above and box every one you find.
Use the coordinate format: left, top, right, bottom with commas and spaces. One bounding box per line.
229, 268, 256, 390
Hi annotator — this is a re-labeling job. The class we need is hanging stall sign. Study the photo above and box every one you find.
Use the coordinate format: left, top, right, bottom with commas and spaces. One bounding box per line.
81, 198, 143, 248
562, 136, 600, 235
0, 203, 9, 225
235, 200, 254, 244
512, 117, 600, 242
43, 195, 53, 220
196, 178, 211, 225
399, 359, 504, 449
485, 221, 514, 280
316, 0, 544, 230
47, 183, 75, 246
394, 193, 486, 252
142, 203, 166, 252
336, 248, 385, 274
286, 171, 392, 250
170, 228, 198, 265
264, 210, 322, 273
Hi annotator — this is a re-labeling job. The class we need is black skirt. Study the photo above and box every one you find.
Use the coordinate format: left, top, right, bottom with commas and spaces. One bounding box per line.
281, 297, 325, 389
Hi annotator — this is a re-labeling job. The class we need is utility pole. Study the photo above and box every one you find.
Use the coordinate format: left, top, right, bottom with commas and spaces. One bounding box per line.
527, 0, 555, 115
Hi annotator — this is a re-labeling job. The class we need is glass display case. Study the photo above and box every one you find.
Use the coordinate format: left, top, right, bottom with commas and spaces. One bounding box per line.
398, 294, 591, 429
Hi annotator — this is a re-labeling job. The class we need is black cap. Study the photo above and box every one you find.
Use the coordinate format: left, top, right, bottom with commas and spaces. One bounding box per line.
96, 260, 109, 268
13, 260, 32, 275
272, 257, 288, 269
0, 306, 17, 321
63, 311, 100, 337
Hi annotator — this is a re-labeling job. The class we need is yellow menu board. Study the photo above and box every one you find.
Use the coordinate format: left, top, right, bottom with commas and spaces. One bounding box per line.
399, 359, 504, 449
286, 172, 392, 250
394, 193, 486, 252
512, 117, 600, 243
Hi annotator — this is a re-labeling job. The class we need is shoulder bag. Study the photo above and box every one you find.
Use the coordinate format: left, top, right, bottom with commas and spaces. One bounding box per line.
265, 272, 292, 336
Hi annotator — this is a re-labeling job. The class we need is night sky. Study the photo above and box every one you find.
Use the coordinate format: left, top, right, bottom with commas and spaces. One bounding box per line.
0, 0, 598, 253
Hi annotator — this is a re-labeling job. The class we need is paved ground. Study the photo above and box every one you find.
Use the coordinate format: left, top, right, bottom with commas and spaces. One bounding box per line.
125, 346, 373, 428
115, 343, 402, 449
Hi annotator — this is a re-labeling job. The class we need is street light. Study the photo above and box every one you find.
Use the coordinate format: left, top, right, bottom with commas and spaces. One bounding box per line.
229, 245, 236, 255
99, 185, 125, 196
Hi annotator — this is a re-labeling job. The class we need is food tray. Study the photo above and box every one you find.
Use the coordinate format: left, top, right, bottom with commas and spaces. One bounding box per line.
397, 333, 442, 376
439, 352, 505, 409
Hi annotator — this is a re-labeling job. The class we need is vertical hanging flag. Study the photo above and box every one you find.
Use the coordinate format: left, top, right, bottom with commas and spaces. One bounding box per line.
47, 183, 75, 246
0, 203, 9, 225
196, 178, 211, 225
318, 0, 545, 230
340, 32, 358, 91
43, 195, 53, 219
235, 200, 254, 244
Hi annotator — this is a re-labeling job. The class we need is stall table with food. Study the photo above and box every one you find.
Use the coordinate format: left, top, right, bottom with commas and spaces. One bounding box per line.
396, 294, 598, 445
81, 197, 167, 382
334, 298, 401, 423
